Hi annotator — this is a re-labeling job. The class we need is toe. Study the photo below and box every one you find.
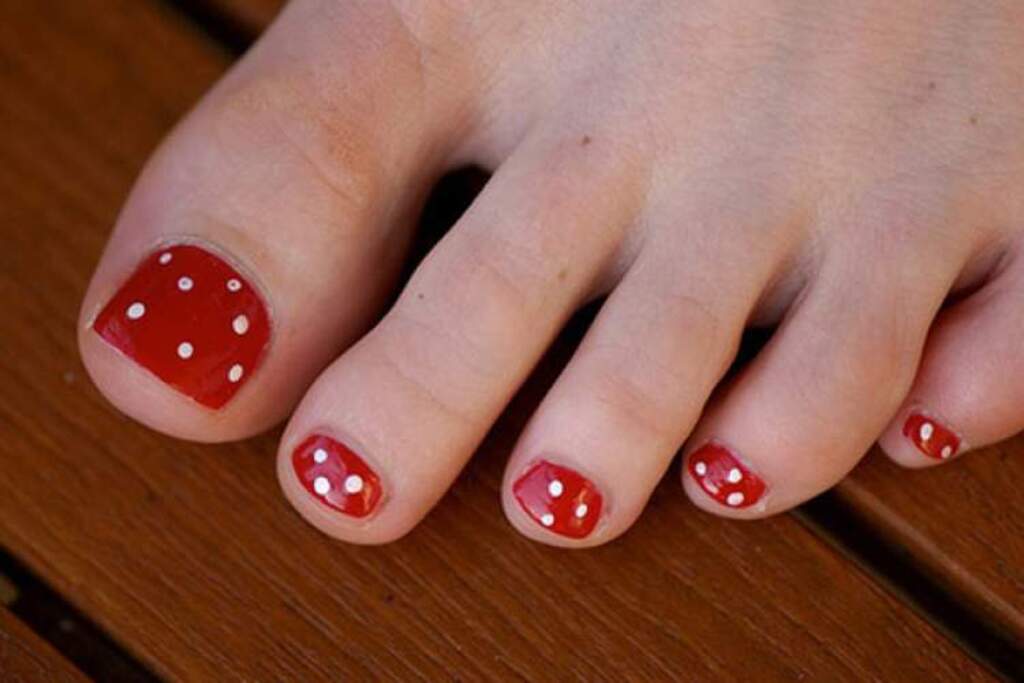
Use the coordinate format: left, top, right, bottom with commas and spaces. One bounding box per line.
78, 0, 454, 441
879, 245, 1024, 466
499, 225, 773, 546
682, 233, 960, 518
277, 130, 639, 543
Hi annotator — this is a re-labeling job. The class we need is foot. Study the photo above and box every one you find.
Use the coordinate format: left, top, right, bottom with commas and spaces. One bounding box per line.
79, 0, 1024, 546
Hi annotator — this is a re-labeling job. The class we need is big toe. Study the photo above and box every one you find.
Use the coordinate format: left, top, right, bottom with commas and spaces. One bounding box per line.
79, 0, 468, 441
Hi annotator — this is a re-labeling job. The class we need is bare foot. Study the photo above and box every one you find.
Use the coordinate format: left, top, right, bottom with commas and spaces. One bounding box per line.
80, 0, 1024, 546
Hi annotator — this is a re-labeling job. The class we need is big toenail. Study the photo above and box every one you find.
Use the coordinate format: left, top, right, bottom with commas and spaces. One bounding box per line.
513, 460, 603, 539
902, 412, 961, 460
293, 435, 382, 518
92, 243, 270, 409
687, 443, 766, 509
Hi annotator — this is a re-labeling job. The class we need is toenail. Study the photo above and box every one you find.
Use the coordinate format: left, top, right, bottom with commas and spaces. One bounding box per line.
92, 243, 271, 409
293, 435, 382, 518
512, 460, 603, 539
902, 411, 962, 460
687, 443, 766, 509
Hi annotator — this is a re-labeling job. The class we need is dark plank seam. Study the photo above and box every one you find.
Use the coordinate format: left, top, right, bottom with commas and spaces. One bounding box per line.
797, 494, 1022, 681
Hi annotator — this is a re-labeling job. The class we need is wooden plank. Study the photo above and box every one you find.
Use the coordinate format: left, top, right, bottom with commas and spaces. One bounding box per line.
0, 607, 88, 683
0, 0, 997, 679
836, 446, 1024, 647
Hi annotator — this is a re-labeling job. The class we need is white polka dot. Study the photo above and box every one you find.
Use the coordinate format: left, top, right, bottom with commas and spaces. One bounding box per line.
727, 467, 743, 484
575, 503, 588, 518
313, 476, 331, 496
177, 276, 194, 292
226, 279, 242, 292
232, 315, 249, 335
941, 445, 953, 459
694, 461, 707, 476
919, 422, 934, 441
540, 513, 555, 527
727, 492, 745, 507
177, 342, 194, 359
228, 364, 244, 383
126, 302, 146, 320
313, 448, 328, 464
547, 480, 564, 498
703, 480, 719, 495
344, 475, 364, 494
159, 252, 172, 265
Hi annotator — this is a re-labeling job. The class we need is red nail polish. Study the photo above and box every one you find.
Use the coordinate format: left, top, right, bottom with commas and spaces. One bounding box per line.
293, 435, 382, 518
687, 443, 765, 509
92, 244, 270, 409
512, 460, 602, 539
903, 412, 961, 460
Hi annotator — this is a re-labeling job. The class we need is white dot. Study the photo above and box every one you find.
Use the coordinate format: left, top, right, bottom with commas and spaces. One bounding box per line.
547, 480, 564, 498
694, 461, 707, 476
159, 252, 172, 265
575, 503, 588, 518
540, 513, 555, 527
178, 276, 194, 292
941, 445, 953, 459
727, 492, 745, 507
126, 302, 146, 320
227, 279, 242, 292
919, 422, 934, 441
727, 467, 743, 484
313, 448, 328, 464
313, 476, 331, 496
177, 342, 194, 359
228, 364, 244, 383
344, 475, 364, 494
232, 315, 249, 335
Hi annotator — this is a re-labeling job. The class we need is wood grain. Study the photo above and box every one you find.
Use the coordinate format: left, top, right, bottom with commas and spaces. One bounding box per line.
0, 0, 1002, 679
836, 447, 1024, 646
0, 608, 88, 683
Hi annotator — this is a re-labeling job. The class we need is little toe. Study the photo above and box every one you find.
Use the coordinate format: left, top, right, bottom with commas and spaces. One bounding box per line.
879, 244, 1024, 466
79, 0, 457, 441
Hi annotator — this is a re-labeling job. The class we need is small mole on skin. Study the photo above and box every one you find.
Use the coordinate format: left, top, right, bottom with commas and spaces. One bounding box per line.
969, 114, 979, 125
927, 81, 936, 91
416, 292, 424, 300
558, 267, 568, 281
580, 134, 592, 146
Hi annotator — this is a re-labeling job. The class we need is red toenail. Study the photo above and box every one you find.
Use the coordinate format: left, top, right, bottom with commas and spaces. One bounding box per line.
902, 412, 961, 460
513, 460, 603, 539
92, 243, 271, 409
293, 435, 382, 518
687, 443, 766, 509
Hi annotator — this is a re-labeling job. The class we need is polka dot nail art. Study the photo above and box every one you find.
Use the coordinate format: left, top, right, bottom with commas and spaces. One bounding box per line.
687, 443, 766, 509
92, 244, 270, 409
903, 412, 961, 460
293, 435, 382, 518
513, 460, 603, 539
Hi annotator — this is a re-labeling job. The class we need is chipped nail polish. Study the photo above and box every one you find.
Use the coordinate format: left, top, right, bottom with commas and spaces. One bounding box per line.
513, 460, 602, 539
92, 243, 270, 409
903, 412, 961, 460
687, 443, 766, 509
293, 435, 382, 518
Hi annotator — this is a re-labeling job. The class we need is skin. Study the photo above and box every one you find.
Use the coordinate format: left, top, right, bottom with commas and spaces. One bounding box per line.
80, 0, 1024, 547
